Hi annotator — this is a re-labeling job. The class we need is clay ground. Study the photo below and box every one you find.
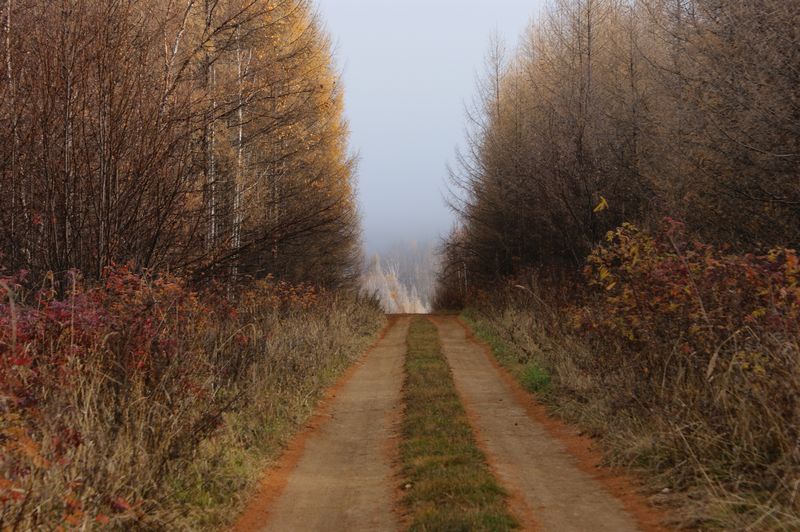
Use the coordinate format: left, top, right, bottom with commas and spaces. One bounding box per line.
234, 315, 666, 531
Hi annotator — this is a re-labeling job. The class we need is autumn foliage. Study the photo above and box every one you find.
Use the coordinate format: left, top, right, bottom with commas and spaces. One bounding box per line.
0, 0, 376, 527
582, 222, 799, 496
0, 267, 382, 529
438, 0, 800, 302
0, 0, 375, 522
0, 0, 361, 287
582, 221, 799, 353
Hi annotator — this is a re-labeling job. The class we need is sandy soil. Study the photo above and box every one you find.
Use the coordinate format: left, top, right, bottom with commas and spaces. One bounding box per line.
234, 316, 409, 532
432, 316, 664, 532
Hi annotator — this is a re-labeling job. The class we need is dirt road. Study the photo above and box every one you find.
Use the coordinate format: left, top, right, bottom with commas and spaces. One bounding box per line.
237, 315, 664, 531
236, 316, 409, 532
432, 316, 653, 531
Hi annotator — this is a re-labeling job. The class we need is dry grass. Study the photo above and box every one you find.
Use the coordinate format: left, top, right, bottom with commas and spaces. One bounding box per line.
465, 292, 800, 530
458, 225, 800, 530
399, 317, 518, 531
0, 270, 384, 530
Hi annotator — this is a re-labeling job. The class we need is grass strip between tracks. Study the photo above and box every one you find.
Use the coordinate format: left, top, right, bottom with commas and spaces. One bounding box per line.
399, 317, 518, 531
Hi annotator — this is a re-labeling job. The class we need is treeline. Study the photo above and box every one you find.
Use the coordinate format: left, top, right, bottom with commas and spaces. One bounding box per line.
0, 0, 360, 287
439, 0, 799, 301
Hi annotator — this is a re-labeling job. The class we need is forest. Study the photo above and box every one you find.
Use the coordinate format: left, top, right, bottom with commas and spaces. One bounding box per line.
1, 0, 799, 529
437, 0, 799, 528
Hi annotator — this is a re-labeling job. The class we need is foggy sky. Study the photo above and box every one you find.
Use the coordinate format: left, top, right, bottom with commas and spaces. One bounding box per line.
315, 0, 545, 253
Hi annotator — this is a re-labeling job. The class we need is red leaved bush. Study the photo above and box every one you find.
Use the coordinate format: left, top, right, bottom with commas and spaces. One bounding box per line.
0, 266, 241, 527
0, 265, 381, 529
580, 223, 799, 491
582, 220, 799, 350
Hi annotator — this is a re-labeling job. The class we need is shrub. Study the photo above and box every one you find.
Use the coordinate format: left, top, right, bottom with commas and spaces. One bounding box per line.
0, 266, 383, 529
579, 221, 799, 517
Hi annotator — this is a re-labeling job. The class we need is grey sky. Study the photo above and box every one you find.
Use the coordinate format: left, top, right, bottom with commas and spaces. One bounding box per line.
315, 0, 545, 253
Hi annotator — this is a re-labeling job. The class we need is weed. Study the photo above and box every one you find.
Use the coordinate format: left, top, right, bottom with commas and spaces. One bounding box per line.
520, 364, 551, 393
400, 317, 518, 531
463, 311, 552, 395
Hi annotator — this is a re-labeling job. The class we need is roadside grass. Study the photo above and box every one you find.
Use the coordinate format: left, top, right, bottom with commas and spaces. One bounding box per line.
174, 307, 385, 530
461, 310, 551, 395
461, 307, 631, 444
0, 273, 385, 530
462, 304, 800, 530
400, 317, 518, 531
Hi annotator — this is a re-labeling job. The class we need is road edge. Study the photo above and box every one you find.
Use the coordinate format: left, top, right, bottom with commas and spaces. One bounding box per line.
455, 316, 670, 532
229, 316, 398, 532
